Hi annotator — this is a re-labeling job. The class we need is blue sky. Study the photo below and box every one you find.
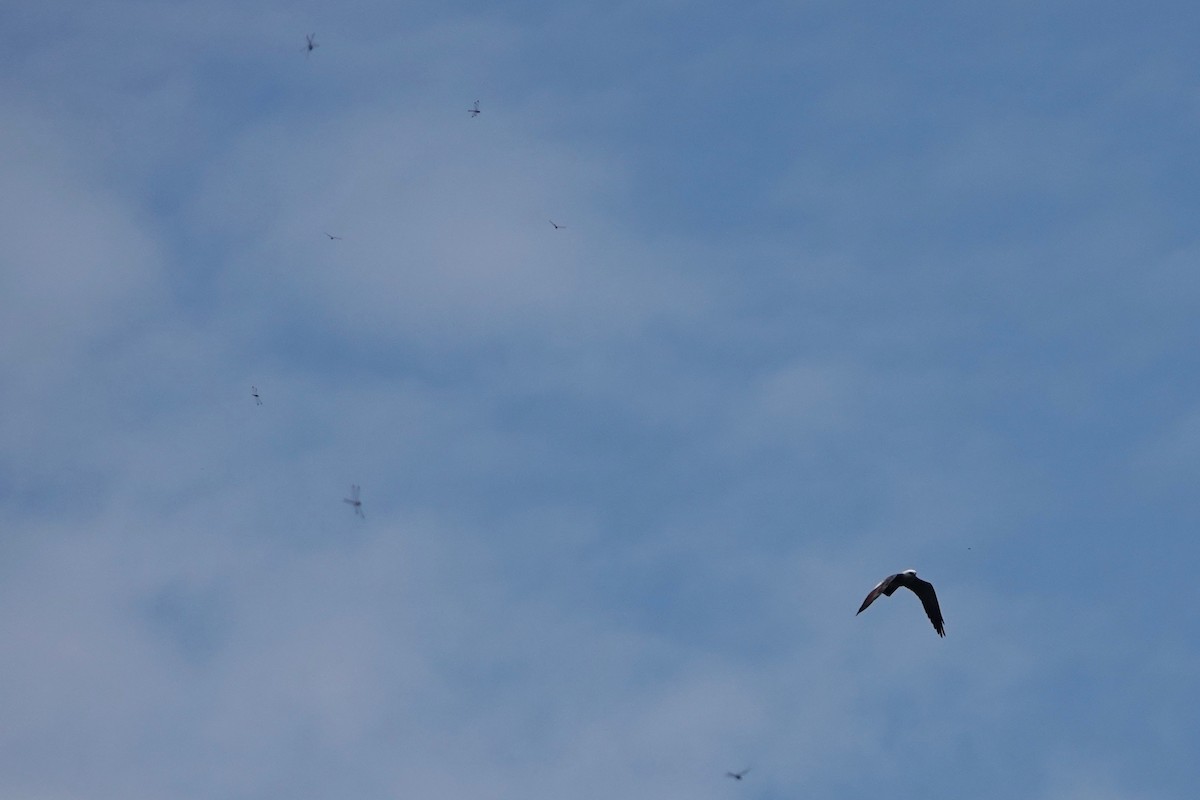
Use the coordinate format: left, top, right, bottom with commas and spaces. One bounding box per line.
3, 1, 1200, 798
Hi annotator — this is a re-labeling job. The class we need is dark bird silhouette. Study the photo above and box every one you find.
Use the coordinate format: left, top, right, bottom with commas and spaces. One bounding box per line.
468, 99, 481, 117
857, 569, 945, 636
725, 769, 751, 781
251, 386, 262, 406
305, 33, 319, 56
324, 232, 343, 240
549, 220, 566, 229
343, 485, 365, 518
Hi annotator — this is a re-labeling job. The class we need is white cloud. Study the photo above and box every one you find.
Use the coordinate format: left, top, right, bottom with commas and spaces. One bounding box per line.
5, 2, 1200, 800
0, 109, 166, 371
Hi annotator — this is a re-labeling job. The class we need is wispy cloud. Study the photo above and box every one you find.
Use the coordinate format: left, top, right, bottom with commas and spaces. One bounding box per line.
3, 2, 1200, 799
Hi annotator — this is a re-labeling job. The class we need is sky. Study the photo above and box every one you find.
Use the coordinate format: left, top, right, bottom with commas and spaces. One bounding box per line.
3, 1, 1200, 798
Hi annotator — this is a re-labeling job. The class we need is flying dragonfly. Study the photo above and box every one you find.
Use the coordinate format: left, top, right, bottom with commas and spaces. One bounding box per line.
343, 485, 365, 518
324, 232, 343, 240
549, 220, 566, 229
725, 769, 751, 781
305, 33, 319, 56
468, 99, 481, 117
251, 386, 262, 406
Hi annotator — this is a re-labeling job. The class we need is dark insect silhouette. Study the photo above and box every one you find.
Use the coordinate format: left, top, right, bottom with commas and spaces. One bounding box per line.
343, 485, 365, 518
251, 386, 262, 406
468, 99, 481, 117
549, 220, 566, 229
324, 232, 343, 240
305, 34, 319, 56
725, 769, 751, 781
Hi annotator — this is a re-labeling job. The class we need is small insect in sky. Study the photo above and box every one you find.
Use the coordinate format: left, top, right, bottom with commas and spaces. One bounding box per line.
251, 386, 262, 406
549, 220, 566, 229
343, 485, 365, 518
468, 99, 481, 117
324, 232, 343, 240
725, 769, 751, 781
305, 33, 319, 56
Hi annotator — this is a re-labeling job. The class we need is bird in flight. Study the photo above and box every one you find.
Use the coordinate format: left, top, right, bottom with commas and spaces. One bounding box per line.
857, 569, 945, 636
549, 220, 566, 229
343, 485, 365, 518
324, 232, 343, 240
305, 33, 319, 56
251, 386, 262, 406
725, 769, 751, 781
468, 99, 481, 117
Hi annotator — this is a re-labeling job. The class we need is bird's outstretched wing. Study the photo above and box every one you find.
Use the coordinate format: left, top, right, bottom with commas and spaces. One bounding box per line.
856, 573, 898, 615
907, 577, 945, 637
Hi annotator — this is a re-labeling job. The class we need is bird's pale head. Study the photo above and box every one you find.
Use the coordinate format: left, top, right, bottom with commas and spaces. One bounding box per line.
902, 568, 918, 576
